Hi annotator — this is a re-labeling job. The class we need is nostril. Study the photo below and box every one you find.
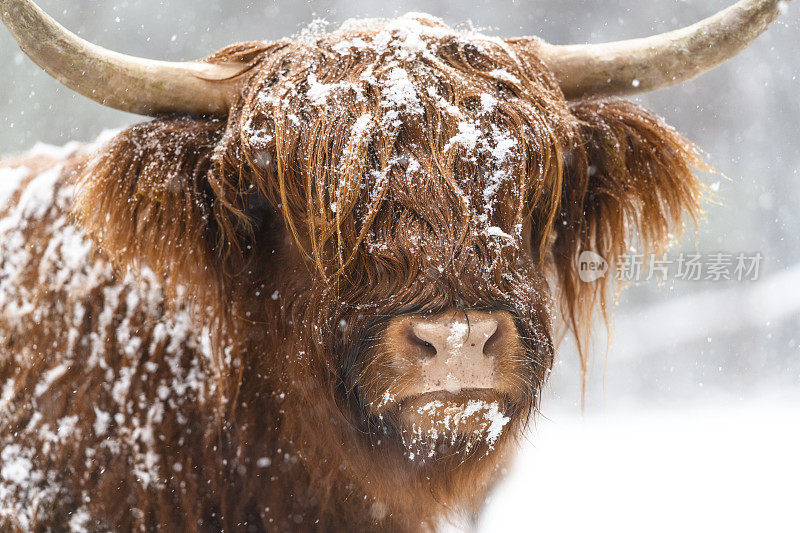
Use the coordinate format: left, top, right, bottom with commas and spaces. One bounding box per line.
407, 329, 437, 359
482, 323, 504, 358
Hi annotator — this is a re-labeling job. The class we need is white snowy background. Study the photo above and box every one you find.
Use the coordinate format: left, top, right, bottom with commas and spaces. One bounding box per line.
1, 1, 798, 531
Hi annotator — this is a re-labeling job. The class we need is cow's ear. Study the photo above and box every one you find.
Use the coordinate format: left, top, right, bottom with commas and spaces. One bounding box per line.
553, 98, 706, 345
75, 117, 258, 293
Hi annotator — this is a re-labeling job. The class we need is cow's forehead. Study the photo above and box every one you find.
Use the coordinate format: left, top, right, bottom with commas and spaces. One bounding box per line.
240, 11, 563, 128
305, 12, 520, 61
209, 12, 572, 278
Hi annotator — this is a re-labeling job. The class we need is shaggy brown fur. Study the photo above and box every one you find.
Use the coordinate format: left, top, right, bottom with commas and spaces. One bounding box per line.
0, 14, 703, 532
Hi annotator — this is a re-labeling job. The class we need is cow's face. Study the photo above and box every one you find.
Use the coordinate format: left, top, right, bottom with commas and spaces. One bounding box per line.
208, 16, 577, 464
77, 15, 703, 472
288, 138, 558, 464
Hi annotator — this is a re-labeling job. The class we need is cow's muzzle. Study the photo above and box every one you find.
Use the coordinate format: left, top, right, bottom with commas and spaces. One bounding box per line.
383, 309, 519, 398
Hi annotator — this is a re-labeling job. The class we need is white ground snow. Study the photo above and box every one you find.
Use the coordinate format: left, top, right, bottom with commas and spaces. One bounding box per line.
467, 398, 800, 532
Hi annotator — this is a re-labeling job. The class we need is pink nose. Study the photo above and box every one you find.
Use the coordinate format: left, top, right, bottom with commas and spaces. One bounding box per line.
387, 310, 517, 395
411, 314, 497, 360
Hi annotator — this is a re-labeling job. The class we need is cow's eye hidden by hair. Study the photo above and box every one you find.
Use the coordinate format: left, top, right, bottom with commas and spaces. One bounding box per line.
0, 0, 792, 530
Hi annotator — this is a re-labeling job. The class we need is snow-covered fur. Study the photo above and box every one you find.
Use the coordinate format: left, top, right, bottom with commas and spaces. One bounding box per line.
0, 13, 704, 531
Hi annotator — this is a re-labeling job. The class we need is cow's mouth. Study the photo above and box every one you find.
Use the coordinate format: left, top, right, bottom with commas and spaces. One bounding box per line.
372, 388, 520, 462
344, 307, 542, 462
400, 389, 511, 438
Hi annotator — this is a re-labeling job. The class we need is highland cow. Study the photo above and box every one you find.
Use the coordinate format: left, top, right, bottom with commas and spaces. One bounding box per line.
0, 0, 789, 531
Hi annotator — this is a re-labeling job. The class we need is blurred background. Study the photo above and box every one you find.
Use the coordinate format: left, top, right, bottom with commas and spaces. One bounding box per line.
1, 0, 798, 530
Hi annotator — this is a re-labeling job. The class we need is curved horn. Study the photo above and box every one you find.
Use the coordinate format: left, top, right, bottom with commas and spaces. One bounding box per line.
0, 0, 244, 116
516, 0, 790, 99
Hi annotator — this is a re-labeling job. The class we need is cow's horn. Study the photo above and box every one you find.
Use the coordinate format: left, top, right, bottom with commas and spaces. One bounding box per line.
0, 0, 244, 116
515, 0, 790, 99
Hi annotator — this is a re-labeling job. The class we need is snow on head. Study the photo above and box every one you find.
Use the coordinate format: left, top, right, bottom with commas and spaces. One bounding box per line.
380, 67, 423, 120
305, 73, 363, 106
234, 10, 560, 270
